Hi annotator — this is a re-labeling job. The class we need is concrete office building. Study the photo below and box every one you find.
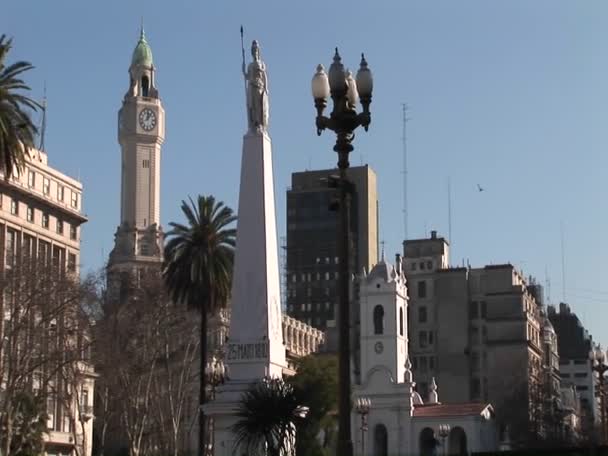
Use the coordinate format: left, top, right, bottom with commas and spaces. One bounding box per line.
0, 147, 94, 456
285, 165, 378, 331
404, 231, 545, 444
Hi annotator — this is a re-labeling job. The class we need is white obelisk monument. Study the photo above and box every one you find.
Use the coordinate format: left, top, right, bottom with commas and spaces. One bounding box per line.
205, 39, 287, 455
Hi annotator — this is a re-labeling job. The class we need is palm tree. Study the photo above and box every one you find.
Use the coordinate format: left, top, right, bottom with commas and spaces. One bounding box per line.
0, 35, 40, 178
163, 195, 236, 456
232, 377, 307, 456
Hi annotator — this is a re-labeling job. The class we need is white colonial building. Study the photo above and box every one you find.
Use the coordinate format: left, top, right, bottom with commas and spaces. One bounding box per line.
353, 254, 499, 456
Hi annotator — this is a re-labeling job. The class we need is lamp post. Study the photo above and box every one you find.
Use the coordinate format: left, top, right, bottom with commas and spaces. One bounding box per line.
204, 357, 226, 456
312, 48, 373, 456
438, 424, 451, 456
354, 397, 371, 456
591, 346, 608, 444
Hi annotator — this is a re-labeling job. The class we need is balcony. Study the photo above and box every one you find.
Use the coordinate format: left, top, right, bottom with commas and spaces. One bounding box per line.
79, 404, 94, 422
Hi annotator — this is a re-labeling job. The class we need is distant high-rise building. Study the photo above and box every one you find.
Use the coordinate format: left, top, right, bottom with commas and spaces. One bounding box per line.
404, 231, 547, 445
285, 165, 378, 331
548, 303, 598, 433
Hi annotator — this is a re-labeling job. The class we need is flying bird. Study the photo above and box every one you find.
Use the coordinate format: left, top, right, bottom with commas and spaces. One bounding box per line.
477, 184, 484, 192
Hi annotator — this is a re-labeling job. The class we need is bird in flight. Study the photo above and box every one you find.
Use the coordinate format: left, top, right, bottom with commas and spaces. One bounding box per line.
477, 184, 484, 192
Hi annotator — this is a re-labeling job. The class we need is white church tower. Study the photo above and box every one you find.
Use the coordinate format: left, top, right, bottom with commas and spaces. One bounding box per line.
109, 27, 165, 275
353, 254, 417, 456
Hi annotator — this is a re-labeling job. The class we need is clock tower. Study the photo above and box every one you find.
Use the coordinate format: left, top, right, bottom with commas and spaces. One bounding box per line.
109, 27, 165, 276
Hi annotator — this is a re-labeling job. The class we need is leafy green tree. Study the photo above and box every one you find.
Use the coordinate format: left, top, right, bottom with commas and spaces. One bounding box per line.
0, 35, 40, 178
288, 354, 338, 456
163, 195, 236, 456
232, 377, 305, 456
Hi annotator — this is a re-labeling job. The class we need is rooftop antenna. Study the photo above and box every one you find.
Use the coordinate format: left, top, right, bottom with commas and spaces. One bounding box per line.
448, 177, 452, 247
39, 82, 47, 151
560, 221, 566, 302
544, 265, 551, 305
401, 103, 410, 242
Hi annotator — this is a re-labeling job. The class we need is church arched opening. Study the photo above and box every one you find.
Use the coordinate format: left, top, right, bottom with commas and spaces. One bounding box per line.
373, 305, 384, 334
373, 423, 388, 456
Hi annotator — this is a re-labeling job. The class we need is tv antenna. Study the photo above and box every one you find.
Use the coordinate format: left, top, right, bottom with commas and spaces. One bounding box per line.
39, 82, 47, 151
401, 103, 410, 241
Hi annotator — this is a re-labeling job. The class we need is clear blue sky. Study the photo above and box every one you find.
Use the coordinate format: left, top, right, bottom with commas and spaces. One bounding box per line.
3, 1, 607, 347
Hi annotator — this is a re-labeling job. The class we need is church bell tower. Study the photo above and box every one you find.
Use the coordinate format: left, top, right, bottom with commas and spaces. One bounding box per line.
109, 27, 165, 274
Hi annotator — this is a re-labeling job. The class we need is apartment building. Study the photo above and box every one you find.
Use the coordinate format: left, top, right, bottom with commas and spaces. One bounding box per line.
404, 231, 545, 444
0, 147, 94, 456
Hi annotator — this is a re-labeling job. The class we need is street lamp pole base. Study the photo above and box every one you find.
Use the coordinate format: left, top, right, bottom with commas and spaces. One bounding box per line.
337, 439, 354, 456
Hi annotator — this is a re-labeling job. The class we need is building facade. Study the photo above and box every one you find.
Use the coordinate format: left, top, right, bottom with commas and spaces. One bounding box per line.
285, 165, 378, 332
0, 148, 94, 456
404, 231, 545, 445
352, 256, 498, 456
548, 303, 598, 435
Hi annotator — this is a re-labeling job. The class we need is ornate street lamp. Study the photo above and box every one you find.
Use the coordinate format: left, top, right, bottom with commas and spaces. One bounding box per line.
354, 397, 371, 456
438, 424, 451, 456
591, 346, 608, 444
204, 357, 226, 456
312, 49, 373, 456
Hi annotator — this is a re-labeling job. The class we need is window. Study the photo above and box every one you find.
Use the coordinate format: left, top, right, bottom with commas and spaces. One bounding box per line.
471, 377, 481, 399
428, 331, 434, 345
5, 230, 16, 266
412, 357, 418, 369
482, 326, 487, 342
43, 177, 50, 195
469, 301, 479, 319
27, 206, 34, 222
28, 170, 35, 187
142, 159, 150, 168
419, 331, 428, 348
56, 220, 64, 235
325, 272, 330, 280
576, 385, 588, 391
560, 373, 570, 378
71, 191, 78, 209
57, 184, 64, 201
70, 225, 77, 240
426, 261, 432, 269
42, 213, 49, 229
10, 198, 18, 215
574, 372, 588, 378
399, 307, 404, 336
417, 280, 427, 298
419, 262, 425, 270
480, 301, 487, 318
470, 326, 479, 344
429, 356, 435, 370
418, 306, 427, 323
419, 357, 428, 373
411, 262, 416, 271
373, 305, 384, 335
68, 253, 76, 273
471, 351, 480, 371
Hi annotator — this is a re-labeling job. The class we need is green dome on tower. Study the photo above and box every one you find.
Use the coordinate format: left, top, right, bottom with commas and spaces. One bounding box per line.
131, 27, 153, 67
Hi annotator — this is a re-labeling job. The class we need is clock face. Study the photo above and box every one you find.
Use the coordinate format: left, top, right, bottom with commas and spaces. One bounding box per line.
374, 341, 384, 354
139, 108, 157, 132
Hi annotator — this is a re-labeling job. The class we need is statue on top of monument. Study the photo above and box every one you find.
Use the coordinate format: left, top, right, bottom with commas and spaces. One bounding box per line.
242, 39, 269, 133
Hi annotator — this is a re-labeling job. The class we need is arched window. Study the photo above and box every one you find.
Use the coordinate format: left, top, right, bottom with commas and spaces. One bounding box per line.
419, 427, 436, 456
448, 426, 467, 456
399, 307, 404, 336
373, 305, 384, 335
141, 75, 150, 97
373, 424, 388, 456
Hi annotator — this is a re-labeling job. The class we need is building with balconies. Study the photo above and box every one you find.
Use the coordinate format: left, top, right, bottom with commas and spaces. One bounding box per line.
404, 231, 545, 446
0, 148, 94, 456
